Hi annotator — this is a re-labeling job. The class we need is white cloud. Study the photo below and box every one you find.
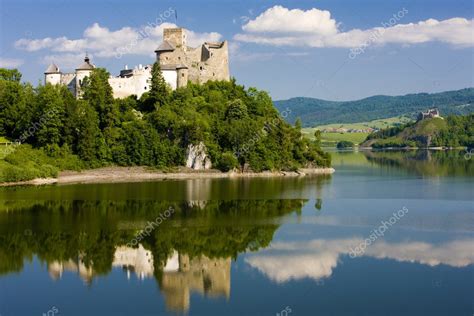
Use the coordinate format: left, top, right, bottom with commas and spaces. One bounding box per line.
242, 5, 338, 35
0, 57, 24, 68
42, 53, 87, 69
245, 238, 474, 283
235, 6, 474, 48
15, 22, 222, 62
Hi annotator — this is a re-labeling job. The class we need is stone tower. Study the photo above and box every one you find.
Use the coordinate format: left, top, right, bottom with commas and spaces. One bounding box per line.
75, 54, 95, 98
44, 63, 61, 85
155, 27, 230, 88
163, 28, 187, 49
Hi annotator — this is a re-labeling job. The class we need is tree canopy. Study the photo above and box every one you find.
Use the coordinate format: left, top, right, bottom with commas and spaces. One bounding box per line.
0, 67, 330, 181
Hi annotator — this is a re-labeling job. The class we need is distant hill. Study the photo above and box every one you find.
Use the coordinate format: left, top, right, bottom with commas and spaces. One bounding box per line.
361, 114, 473, 148
274, 88, 474, 127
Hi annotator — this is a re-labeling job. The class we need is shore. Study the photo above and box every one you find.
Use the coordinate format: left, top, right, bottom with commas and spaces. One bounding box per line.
0, 166, 335, 187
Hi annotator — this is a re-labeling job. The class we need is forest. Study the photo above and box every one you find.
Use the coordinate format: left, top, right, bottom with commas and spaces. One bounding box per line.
0, 65, 330, 182
274, 88, 474, 126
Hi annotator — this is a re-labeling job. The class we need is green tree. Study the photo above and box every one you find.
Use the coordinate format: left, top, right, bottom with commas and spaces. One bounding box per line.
0, 69, 21, 82
34, 84, 66, 147
82, 68, 117, 129
149, 62, 170, 108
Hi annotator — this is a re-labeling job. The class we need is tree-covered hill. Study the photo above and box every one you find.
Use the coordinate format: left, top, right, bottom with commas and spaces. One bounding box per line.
0, 66, 330, 182
361, 114, 473, 148
274, 88, 474, 127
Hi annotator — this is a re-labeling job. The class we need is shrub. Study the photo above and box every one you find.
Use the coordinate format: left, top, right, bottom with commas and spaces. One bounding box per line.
336, 140, 354, 149
217, 152, 238, 172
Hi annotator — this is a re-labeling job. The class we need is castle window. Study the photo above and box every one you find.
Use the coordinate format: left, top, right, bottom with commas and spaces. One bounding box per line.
144, 86, 147, 90
178, 56, 181, 60
200, 66, 203, 71
182, 73, 185, 77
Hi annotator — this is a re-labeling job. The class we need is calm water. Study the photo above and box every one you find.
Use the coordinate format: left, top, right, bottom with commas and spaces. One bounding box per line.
0, 150, 473, 316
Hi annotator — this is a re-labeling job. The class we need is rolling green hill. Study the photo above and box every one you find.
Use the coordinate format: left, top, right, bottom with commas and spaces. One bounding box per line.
274, 88, 474, 127
361, 114, 473, 148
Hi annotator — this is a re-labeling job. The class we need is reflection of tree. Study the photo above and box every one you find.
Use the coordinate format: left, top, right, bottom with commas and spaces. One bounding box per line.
315, 199, 322, 210
0, 199, 307, 277
363, 150, 474, 176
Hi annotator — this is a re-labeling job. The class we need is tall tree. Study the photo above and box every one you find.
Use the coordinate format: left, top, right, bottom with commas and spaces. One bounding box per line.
81, 68, 117, 129
35, 84, 66, 147
149, 62, 170, 108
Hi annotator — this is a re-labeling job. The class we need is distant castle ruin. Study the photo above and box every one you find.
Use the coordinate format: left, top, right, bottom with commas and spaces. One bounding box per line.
44, 27, 230, 99
417, 108, 441, 121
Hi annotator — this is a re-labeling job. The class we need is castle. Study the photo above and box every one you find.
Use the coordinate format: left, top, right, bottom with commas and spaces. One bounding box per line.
417, 108, 441, 121
44, 27, 230, 99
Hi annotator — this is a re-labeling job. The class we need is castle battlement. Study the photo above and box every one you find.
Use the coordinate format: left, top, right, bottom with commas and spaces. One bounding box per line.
44, 27, 230, 99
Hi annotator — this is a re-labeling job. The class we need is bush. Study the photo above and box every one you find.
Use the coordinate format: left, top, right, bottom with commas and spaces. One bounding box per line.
372, 138, 416, 148
0, 144, 82, 182
217, 152, 238, 172
336, 140, 354, 149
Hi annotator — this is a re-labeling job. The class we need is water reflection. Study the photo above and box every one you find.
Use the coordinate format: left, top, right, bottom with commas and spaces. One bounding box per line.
160, 252, 231, 312
46, 245, 231, 313
0, 199, 305, 313
0, 150, 473, 315
362, 150, 474, 176
245, 238, 474, 283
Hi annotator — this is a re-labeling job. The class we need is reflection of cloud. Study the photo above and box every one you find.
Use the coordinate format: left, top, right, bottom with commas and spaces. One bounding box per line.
367, 240, 474, 267
246, 239, 356, 282
246, 238, 474, 283
247, 254, 337, 282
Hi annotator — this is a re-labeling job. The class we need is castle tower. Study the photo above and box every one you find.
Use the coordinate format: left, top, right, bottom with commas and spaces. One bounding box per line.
44, 63, 61, 85
75, 54, 95, 98
164, 28, 187, 50
176, 65, 188, 88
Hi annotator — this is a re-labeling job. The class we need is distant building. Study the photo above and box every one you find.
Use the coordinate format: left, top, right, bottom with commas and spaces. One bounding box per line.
44, 27, 230, 99
417, 108, 441, 121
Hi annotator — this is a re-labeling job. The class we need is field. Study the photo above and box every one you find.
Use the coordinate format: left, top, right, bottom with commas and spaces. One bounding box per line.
302, 116, 413, 146
312, 115, 413, 131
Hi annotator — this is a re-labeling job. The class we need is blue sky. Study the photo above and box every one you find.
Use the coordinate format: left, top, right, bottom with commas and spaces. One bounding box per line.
0, 0, 472, 100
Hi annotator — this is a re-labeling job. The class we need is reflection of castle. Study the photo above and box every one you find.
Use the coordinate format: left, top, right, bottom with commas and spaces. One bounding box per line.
48, 257, 95, 285
113, 244, 154, 280
160, 251, 231, 312
47, 245, 231, 312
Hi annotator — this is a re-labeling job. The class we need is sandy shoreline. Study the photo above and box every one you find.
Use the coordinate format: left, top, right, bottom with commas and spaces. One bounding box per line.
0, 166, 335, 187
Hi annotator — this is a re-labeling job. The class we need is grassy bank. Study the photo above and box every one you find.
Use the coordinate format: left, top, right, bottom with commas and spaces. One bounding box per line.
0, 145, 83, 182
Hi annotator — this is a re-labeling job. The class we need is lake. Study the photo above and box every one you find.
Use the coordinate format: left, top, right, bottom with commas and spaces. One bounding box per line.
0, 150, 473, 316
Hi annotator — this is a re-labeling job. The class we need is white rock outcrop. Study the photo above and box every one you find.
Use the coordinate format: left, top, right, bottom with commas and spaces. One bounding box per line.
186, 142, 212, 170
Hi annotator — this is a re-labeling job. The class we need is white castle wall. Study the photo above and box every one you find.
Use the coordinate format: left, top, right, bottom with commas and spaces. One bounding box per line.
162, 69, 177, 90
108, 66, 177, 99
45, 73, 61, 85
